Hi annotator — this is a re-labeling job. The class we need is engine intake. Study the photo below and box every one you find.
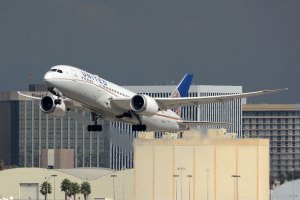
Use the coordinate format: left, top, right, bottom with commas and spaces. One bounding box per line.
130, 94, 159, 116
40, 96, 67, 117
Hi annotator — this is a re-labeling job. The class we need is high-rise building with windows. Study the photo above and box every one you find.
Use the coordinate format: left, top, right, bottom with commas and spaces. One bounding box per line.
242, 104, 300, 175
0, 84, 243, 170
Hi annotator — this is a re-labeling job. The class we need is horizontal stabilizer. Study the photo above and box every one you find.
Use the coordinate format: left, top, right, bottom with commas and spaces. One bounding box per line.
178, 121, 232, 126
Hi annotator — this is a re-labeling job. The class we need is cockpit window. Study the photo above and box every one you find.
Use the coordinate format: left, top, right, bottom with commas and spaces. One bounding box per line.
51, 69, 57, 72
57, 70, 63, 73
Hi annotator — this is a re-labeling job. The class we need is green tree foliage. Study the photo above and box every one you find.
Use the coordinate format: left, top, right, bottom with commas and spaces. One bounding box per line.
270, 172, 276, 189
69, 182, 81, 200
61, 179, 71, 200
0, 160, 4, 170
80, 182, 91, 200
286, 170, 300, 181
277, 172, 287, 185
40, 181, 52, 200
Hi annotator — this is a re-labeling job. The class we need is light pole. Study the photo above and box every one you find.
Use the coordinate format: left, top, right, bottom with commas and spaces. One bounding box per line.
231, 175, 241, 200
206, 169, 209, 200
187, 175, 192, 200
173, 175, 179, 200
178, 167, 186, 200
111, 174, 117, 200
122, 166, 126, 200
44, 177, 50, 200
51, 175, 57, 200
292, 168, 295, 200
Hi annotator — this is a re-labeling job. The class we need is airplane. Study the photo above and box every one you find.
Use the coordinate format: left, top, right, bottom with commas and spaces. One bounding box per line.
18, 65, 287, 132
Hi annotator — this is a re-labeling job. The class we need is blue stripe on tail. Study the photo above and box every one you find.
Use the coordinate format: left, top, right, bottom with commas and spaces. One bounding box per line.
177, 74, 193, 97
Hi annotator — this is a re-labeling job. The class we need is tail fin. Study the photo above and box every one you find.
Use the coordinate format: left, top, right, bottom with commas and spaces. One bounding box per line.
169, 74, 193, 116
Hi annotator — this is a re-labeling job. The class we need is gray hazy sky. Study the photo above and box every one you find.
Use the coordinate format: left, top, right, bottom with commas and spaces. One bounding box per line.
0, 0, 299, 103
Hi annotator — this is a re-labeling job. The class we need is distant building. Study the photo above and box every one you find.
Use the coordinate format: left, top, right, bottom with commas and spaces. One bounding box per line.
242, 104, 300, 175
0, 84, 243, 170
0, 91, 112, 169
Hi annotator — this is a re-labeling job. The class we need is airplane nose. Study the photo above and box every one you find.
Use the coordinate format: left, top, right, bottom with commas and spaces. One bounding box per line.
43, 72, 53, 87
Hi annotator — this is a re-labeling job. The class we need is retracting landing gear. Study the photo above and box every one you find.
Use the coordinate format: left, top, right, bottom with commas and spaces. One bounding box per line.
132, 124, 147, 132
87, 112, 102, 132
48, 87, 62, 105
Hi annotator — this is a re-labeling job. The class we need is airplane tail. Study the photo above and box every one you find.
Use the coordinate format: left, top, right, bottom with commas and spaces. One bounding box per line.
169, 73, 193, 116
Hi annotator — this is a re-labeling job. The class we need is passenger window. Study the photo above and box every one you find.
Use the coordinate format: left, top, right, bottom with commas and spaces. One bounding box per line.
57, 70, 63, 73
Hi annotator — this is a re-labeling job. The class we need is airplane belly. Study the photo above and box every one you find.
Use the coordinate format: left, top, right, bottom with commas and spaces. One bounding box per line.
142, 115, 183, 132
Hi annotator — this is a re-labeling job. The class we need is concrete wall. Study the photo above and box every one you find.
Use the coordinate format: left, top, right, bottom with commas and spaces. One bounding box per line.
134, 138, 270, 200
0, 168, 134, 200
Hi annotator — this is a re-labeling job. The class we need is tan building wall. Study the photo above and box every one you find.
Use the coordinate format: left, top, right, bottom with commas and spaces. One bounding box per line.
0, 168, 134, 200
134, 137, 270, 200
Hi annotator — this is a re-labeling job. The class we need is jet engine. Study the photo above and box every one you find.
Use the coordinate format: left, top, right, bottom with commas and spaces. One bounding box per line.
40, 96, 67, 117
130, 94, 159, 116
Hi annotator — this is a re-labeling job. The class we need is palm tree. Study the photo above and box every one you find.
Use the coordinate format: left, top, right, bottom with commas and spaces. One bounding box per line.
69, 182, 80, 200
40, 181, 52, 200
61, 179, 71, 200
80, 182, 91, 200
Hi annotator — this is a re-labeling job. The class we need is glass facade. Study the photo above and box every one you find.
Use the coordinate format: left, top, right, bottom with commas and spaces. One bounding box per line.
16, 98, 110, 168
242, 105, 300, 175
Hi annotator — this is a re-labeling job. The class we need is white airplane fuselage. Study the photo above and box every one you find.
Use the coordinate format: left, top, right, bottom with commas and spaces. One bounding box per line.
44, 65, 185, 132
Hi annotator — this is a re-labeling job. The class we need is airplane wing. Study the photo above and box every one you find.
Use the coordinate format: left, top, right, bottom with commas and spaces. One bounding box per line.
18, 91, 42, 100
18, 91, 84, 110
155, 88, 287, 110
178, 121, 231, 126
110, 88, 287, 111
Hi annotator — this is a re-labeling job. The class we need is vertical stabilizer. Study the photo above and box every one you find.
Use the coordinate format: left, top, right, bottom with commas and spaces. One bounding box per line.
169, 74, 193, 116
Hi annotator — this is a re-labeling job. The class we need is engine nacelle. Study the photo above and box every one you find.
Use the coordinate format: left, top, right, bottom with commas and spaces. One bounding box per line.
130, 94, 159, 116
40, 96, 67, 117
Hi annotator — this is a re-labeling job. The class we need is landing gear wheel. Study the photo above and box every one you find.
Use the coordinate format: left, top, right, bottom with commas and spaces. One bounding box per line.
132, 124, 147, 132
87, 125, 102, 132
87, 112, 103, 132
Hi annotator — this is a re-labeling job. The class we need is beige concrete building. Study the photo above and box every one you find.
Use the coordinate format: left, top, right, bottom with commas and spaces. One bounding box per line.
242, 104, 300, 174
0, 168, 134, 200
134, 131, 270, 200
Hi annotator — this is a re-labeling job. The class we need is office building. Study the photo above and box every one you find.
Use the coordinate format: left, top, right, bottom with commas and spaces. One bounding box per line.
242, 104, 300, 175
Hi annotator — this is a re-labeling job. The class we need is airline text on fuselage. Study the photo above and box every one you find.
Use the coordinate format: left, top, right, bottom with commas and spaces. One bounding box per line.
80, 70, 108, 86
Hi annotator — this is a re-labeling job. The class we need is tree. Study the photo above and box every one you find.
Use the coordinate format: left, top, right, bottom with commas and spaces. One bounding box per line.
270, 172, 276, 189
277, 172, 287, 185
287, 170, 300, 181
80, 182, 91, 200
0, 160, 4, 170
61, 179, 71, 200
69, 182, 80, 200
40, 181, 52, 200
